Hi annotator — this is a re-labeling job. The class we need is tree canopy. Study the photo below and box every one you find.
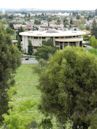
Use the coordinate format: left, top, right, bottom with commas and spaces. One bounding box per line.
0, 24, 21, 122
16, 27, 24, 51
91, 20, 97, 38
63, 17, 69, 28
35, 45, 56, 60
35, 39, 57, 61
90, 36, 97, 48
39, 47, 97, 129
28, 40, 33, 55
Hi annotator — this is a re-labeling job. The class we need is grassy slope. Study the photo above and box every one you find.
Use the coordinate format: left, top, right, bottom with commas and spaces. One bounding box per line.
4, 64, 68, 129
4, 64, 42, 129
14, 64, 40, 101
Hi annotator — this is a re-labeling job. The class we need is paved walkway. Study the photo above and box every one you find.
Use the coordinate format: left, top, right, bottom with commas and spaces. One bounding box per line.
21, 57, 38, 64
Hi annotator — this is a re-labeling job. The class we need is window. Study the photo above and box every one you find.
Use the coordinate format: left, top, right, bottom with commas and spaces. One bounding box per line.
34, 37, 38, 39
42, 37, 46, 39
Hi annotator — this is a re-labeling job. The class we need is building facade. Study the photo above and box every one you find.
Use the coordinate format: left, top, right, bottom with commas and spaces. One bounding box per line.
19, 29, 86, 53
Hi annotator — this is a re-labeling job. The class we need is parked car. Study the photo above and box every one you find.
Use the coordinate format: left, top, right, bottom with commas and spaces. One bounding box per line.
25, 57, 29, 60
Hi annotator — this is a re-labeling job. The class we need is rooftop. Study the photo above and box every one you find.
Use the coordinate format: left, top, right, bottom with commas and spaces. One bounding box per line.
19, 29, 86, 37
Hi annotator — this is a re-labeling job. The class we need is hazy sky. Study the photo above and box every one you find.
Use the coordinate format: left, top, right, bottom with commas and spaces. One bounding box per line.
0, 0, 97, 10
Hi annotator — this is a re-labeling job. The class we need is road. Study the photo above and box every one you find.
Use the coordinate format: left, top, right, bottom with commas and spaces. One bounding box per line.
21, 57, 38, 64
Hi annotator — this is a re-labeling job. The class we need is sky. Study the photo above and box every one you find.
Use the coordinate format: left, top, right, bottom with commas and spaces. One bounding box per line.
0, 0, 97, 10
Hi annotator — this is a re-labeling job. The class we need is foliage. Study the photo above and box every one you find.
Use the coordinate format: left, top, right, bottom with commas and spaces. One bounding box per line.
79, 24, 85, 30
28, 40, 33, 55
35, 45, 57, 61
83, 35, 90, 41
35, 39, 57, 61
16, 27, 24, 51
3, 65, 43, 129
70, 18, 73, 25
56, 19, 61, 25
76, 15, 80, 20
86, 25, 90, 31
91, 20, 97, 38
4, 99, 40, 129
39, 117, 53, 129
34, 19, 41, 25
33, 59, 47, 75
6, 27, 14, 35
90, 36, 97, 48
63, 17, 69, 28
39, 47, 97, 129
9, 23, 14, 29
90, 111, 97, 129
0, 24, 21, 122
88, 48, 97, 56
42, 39, 53, 46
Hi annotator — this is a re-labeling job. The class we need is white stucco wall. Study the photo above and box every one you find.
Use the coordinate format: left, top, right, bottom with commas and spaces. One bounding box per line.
21, 36, 29, 53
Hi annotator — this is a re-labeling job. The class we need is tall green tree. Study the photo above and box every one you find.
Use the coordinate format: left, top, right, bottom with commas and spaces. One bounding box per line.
35, 39, 57, 61
28, 40, 33, 55
35, 39, 57, 60
91, 20, 97, 38
0, 24, 21, 122
35, 45, 56, 61
39, 47, 97, 129
16, 27, 24, 51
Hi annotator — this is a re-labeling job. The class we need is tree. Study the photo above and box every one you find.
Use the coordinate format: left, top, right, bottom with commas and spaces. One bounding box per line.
91, 20, 97, 38
83, 35, 90, 41
39, 47, 97, 129
16, 27, 24, 51
9, 23, 14, 30
90, 36, 97, 48
86, 25, 90, 31
39, 117, 53, 129
0, 24, 21, 122
76, 15, 80, 20
28, 40, 33, 55
6, 27, 14, 35
35, 45, 56, 61
35, 39, 57, 61
56, 19, 61, 25
70, 18, 73, 27
63, 17, 69, 28
34, 19, 41, 25
42, 38, 53, 46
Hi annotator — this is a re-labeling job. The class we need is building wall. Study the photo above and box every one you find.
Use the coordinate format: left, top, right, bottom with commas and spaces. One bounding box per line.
21, 36, 28, 53
21, 35, 84, 53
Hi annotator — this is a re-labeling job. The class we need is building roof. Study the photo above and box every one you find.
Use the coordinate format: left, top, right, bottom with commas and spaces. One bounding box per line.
19, 29, 86, 37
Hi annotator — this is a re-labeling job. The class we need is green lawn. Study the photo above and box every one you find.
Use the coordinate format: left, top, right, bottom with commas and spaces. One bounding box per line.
3, 64, 42, 129
13, 64, 40, 101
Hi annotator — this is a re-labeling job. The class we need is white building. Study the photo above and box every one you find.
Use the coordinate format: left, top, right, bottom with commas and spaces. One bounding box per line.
19, 29, 86, 53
